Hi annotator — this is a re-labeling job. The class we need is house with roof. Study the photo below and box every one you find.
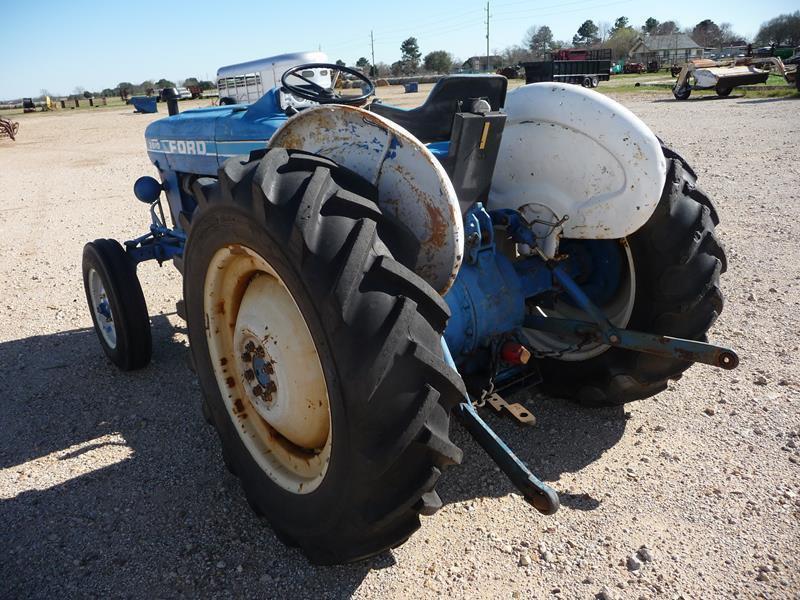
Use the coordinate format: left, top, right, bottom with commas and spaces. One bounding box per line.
628, 33, 703, 65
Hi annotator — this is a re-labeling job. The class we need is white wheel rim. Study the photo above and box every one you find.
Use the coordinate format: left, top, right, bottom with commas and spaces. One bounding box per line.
203, 245, 331, 494
523, 240, 636, 361
88, 268, 117, 348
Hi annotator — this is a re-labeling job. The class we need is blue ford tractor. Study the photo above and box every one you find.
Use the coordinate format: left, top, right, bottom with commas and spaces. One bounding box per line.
82, 61, 737, 564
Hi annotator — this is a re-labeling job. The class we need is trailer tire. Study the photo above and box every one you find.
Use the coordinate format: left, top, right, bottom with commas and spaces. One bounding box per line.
182, 149, 464, 564
673, 85, 691, 100
716, 87, 732, 97
82, 239, 152, 370
538, 146, 726, 407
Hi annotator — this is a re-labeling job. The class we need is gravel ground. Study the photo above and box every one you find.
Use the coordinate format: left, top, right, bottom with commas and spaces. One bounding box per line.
1, 90, 799, 600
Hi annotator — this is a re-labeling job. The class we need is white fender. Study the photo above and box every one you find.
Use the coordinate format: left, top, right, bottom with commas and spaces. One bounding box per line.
268, 104, 463, 295
490, 83, 666, 239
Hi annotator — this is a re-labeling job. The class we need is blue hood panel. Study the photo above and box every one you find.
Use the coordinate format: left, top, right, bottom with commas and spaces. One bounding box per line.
144, 89, 290, 176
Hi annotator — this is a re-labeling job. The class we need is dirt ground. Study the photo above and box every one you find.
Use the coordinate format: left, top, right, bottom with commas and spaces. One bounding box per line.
1, 88, 799, 600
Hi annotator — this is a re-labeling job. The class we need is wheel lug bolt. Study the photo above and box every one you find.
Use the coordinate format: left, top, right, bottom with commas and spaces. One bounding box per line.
255, 346, 266, 358
252, 385, 263, 396
243, 369, 255, 381
245, 341, 256, 352
266, 381, 277, 393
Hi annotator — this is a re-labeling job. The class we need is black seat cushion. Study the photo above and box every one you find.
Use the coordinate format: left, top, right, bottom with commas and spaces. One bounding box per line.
368, 75, 507, 143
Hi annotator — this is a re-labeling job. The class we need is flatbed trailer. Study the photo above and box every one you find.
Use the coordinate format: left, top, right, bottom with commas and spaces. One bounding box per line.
521, 59, 611, 87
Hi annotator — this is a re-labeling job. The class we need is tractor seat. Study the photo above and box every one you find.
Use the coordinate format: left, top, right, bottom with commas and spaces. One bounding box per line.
368, 75, 507, 143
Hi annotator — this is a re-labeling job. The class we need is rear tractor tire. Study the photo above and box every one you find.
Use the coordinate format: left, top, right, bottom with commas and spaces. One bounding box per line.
82, 239, 152, 370
537, 145, 727, 407
182, 149, 464, 564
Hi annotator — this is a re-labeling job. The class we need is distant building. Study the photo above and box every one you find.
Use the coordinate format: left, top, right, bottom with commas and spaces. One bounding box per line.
462, 55, 503, 72
628, 34, 703, 64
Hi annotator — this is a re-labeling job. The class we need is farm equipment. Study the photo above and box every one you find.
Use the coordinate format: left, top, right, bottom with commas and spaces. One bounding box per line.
624, 62, 646, 74
673, 56, 797, 99
0, 116, 20, 141
82, 59, 737, 564
129, 96, 158, 114
522, 48, 611, 88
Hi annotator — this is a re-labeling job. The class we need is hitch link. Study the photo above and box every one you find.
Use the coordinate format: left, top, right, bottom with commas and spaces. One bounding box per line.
527, 260, 739, 370
441, 339, 560, 515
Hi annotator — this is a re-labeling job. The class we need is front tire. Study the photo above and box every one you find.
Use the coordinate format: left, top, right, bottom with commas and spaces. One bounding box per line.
539, 146, 727, 406
82, 239, 152, 370
182, 149, 464, 564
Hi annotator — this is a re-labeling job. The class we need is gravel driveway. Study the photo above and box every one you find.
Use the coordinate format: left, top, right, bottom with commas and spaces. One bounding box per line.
1, 91, 798, 599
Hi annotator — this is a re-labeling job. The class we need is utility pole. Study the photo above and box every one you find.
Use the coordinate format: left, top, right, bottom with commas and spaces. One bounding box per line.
371, 30, 376, 78
485, 2, 490, 72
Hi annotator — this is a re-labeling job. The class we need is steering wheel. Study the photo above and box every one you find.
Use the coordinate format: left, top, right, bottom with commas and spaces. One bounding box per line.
281, 63, 375, 106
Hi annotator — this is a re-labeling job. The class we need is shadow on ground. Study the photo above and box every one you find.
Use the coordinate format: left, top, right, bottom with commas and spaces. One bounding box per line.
0, 315, 625, 598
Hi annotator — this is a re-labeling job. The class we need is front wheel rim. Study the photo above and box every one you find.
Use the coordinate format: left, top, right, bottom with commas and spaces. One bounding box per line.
88, 268, 117, 348
203, 244, 332, 494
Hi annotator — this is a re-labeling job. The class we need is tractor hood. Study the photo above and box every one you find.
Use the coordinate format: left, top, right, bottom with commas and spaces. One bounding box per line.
145, 89, 290, 176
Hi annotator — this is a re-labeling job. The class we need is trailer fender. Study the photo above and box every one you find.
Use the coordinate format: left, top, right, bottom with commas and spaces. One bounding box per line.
268, 104, 463, 295
490, 83, 666, 239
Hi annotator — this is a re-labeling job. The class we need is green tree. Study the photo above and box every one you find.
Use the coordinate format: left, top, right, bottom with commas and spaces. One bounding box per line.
182, 77, 200, 87
607, 23, 638, 60
390, 60, 405, 76
655, 21, 680, 35
423, 50, 453, 73
335, 59, 346, 67
642, 17, 659, 34
355, 57, 370, 69
155, 78, 176, 89
692, 19, 722, 47
573, 20, 600, 46
610, 16, 629, 36
524, 25, 553, 56
755, 11, 800, 46
400, 37, 421, 72
198, 80, 216, 91
117, 82, 134, 94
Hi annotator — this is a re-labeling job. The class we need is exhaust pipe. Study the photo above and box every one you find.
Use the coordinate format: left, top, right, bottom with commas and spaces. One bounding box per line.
161, 87, 180, 116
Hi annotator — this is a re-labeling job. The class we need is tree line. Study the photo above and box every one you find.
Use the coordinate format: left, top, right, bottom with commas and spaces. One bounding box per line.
30, 10, 800, 99
35, 78, 216, 102
339, 11, 799, 76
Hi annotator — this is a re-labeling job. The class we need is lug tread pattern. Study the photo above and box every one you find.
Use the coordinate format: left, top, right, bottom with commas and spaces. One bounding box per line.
184, 148, 462, 565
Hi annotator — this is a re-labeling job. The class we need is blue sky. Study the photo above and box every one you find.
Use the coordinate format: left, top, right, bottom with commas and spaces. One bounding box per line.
1, 0, 795, 98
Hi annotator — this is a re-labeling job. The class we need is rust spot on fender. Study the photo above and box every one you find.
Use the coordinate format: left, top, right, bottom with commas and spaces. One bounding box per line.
216, 300, 225, 315
220, 357, 228, 366
233, 398, 244, 414
424, 202, 447, 249
225, 376, 235, 389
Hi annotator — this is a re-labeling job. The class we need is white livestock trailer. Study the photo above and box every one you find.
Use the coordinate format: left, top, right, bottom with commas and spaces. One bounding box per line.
216, 51, 332, 104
